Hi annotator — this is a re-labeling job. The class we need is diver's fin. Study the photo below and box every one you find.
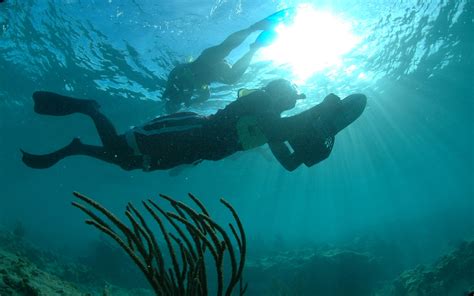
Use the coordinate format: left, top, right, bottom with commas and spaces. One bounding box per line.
252, 7, 296, 31
33, 91, 100, 116
21, 138, 82, 169
21, 149, 61, 169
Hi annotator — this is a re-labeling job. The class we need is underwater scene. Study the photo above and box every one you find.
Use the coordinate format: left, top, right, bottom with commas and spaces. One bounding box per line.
0, 0, 473, 295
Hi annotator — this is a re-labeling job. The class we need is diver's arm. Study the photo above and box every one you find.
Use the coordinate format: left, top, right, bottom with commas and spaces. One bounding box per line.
268, 141, 302, 171
261, 116, 296, 143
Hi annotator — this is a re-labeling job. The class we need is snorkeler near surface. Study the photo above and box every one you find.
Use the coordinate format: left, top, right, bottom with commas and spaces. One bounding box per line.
21, 79, 366, 172
161, 8, 293, 114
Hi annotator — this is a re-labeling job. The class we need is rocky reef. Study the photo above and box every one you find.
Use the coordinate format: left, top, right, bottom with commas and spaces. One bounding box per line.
0, 226, 153, 296
244, 238, 474, 296
245, 247, 384, 295
379, 240, 474, 296
0, 247, 84, 296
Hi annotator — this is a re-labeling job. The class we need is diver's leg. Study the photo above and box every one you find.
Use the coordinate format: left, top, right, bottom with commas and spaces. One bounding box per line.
28, 91, 137, 169
67, 139, 139, 170
85, 108, 124, 149
196, 8, 290, 63
33, 91, 125, 149
21, 138, 105, 169
220, 47, 259, 84
208, 21, 279, 84
196, 27, 258, 63
196, 16, 275, 64
78, 109, 138, 169
21, 137, 139, 170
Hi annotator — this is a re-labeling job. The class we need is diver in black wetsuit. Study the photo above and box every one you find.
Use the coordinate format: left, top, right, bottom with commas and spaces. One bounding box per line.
162, 9, 293, 114
21, 79, 367, 172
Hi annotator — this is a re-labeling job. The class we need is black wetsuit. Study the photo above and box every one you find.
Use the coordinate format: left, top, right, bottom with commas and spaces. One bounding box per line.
128, 90, 280, 170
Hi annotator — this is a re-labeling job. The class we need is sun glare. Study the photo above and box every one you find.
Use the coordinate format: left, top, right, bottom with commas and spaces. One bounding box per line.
258, 4, 361, 82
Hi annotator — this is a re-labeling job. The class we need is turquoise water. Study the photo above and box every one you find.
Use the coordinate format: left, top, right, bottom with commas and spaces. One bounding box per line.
0, 0, 472, 294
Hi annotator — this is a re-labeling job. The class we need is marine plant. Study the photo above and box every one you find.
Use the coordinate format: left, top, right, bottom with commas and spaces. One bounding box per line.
72, 191, 247, 296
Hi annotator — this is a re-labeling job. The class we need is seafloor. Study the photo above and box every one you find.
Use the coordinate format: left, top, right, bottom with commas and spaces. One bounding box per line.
0, 225, 472, 296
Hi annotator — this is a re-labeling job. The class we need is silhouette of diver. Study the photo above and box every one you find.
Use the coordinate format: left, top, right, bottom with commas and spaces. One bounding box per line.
21, 79, 366, 172
162, 8, 294, 113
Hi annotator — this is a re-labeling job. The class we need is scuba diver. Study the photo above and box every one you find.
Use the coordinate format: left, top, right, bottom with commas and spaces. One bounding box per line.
162, 8, 293, 113
21, 79, 367, 172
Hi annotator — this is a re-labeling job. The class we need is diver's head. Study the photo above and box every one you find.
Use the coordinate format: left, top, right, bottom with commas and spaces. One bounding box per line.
332, 93, 367, 134
264, 79, 306, 112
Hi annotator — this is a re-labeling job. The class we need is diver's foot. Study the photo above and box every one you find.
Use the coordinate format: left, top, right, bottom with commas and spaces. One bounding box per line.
33, 91, 100, 116
21, 138, 82, 169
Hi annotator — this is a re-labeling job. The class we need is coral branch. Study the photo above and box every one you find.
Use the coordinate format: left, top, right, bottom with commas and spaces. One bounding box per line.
72, 191, 247, 296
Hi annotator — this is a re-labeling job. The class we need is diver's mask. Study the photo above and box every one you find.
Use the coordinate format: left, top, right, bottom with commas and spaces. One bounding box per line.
264, 79, 306, 110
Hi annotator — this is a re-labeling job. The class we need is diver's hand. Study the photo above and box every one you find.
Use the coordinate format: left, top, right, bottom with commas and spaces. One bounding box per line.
269, 141, 302, 171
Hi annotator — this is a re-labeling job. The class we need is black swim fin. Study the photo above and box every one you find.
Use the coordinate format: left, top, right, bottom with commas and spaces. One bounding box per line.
33, 91, 100, 116
21, 138, 82, 169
